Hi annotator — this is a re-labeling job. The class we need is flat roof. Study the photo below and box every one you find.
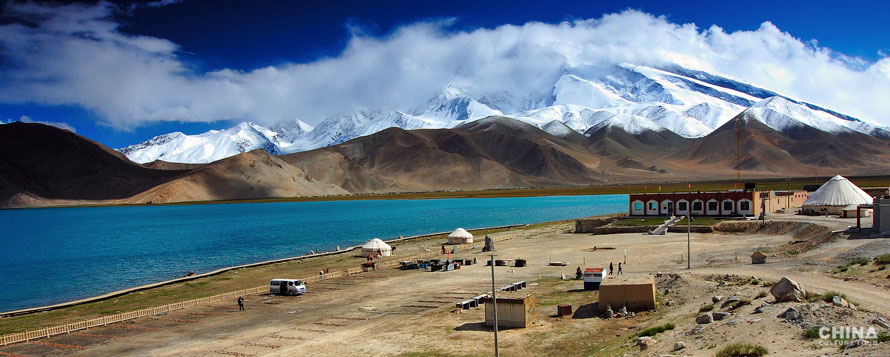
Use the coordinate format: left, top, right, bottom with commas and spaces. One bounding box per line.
480, 291, 535, 303
584, 268, 604, 273
600, 275, 654, 286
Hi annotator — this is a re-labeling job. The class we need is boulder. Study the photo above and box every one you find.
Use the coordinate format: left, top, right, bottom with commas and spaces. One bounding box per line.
769, 277, 806, 302
712, 295, 724, 303
712, 311, 731, 321
696, 313, 714, 324
832, 295, 849, 308
721, 296, 740, 307
637, 336, 657, 350
778, 307, 801, 321
673, 341, 686, 351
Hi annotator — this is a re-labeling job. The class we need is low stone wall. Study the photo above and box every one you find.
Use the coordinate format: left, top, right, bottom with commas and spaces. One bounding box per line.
574, 216, 624, 233
585, 225, 713, 235
586, 226, 651, 234
667, 226, 714, 233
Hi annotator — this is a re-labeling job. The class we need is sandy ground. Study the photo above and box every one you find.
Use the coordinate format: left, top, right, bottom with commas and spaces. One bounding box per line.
2, 215, 889, 356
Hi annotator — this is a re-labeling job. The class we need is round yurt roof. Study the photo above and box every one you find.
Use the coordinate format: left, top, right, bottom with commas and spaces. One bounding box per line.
361, 238, 391, 250
448, 228, 473, 239
803, 175, 873, 207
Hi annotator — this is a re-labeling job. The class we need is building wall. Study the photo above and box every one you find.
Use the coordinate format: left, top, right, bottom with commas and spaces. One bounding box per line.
629, 190, 808, 217
484, 295, 536, 328
598, 279, 656, 312
874, 198, 890, 236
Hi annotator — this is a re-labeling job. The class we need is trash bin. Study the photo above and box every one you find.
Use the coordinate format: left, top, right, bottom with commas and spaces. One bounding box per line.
557, 304, 572, 317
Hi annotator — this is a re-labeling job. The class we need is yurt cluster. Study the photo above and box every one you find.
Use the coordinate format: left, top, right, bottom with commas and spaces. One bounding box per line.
358, 227, 477, 259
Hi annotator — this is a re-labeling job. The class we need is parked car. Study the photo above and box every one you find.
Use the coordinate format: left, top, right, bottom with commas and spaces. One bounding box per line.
269, 279, 306, 296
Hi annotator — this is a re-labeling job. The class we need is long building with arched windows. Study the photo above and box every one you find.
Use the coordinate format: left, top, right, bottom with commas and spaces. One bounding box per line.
628, 189, 809, 217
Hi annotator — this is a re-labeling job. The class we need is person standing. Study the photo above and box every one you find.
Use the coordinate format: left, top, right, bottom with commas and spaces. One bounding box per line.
237, 296, 245, 311
618, 262, 623, 275
609, 262, 614, 276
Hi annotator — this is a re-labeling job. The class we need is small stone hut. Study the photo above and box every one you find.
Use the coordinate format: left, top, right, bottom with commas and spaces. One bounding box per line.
447, 228, 474, 244
481, 291, 536, 328
598, 275, 656, 312
751, 251, 767, 264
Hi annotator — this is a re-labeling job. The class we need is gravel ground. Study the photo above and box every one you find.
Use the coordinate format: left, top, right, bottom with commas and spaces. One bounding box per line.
834, 239, 890, 263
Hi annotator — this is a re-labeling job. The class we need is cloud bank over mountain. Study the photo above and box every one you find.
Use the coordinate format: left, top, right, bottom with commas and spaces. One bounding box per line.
1, 2, 888, 129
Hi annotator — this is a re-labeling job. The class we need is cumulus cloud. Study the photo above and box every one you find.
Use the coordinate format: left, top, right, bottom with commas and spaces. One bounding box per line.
0, 2, 888, 129
1, 115, 77, 132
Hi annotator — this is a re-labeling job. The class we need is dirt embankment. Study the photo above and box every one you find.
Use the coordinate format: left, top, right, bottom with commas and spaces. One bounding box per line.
715, 221, 835, 256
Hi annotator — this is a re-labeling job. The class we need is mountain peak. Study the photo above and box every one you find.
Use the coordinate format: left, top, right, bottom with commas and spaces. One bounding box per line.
116, 64, 887, 164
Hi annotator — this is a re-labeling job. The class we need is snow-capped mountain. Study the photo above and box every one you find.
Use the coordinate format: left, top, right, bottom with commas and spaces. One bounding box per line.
118, 63, 887, 164
119, 120, 308, 164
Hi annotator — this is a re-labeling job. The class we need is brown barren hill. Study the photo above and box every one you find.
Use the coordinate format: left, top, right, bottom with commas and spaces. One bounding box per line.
281, 116, 613, 193
0, 122, 186, 206
123, 149, 347, 204
667, 112, 890, 176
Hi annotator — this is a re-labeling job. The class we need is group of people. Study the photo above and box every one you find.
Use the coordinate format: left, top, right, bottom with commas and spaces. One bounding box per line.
574, 261, 625, 280
608, 262, 623, 275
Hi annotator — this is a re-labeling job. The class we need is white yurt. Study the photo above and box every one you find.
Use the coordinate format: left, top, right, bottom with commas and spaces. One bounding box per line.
360, 238, 392, 257
447, 228, 474, 244
802, 175, 873, 216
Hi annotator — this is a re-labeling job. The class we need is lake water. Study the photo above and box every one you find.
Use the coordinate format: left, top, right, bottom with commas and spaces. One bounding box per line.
0, 194, 626, 312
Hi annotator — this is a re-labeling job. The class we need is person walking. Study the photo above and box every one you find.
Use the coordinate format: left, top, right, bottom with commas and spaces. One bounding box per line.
609, 262, 614, 276
618, 262, 623, 275
237, 296, 245, 311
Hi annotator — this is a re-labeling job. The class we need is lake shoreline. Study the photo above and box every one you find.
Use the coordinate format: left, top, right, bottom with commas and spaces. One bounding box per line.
0, 219, 589, 318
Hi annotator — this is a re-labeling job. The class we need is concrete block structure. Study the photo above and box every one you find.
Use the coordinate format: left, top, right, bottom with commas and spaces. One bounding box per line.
598, 275, 656, 312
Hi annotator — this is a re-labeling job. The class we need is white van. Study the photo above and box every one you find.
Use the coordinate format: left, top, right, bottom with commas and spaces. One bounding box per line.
270, 279, 306, 296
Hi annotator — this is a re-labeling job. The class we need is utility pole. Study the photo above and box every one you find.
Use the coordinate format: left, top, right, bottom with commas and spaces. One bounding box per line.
687, 209, 691, 270
489, 253, 499, 356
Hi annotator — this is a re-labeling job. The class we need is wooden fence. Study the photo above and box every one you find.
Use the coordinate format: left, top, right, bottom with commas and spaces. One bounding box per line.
0, 231, 525, 347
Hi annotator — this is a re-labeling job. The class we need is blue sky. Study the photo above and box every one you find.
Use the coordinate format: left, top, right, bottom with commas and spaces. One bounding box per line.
1, 0, 889, 148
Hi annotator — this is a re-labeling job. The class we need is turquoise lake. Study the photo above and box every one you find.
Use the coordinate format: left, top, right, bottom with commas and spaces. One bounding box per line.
0, 194, 627, 312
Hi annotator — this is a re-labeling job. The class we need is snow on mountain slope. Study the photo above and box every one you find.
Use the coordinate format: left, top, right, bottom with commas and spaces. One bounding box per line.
118, 64, 888, 164
584, 113, 663, 136
553, 74, 632, 108
414, 84, 503, 122
744, 96, 874, 135
541, 120, 577, 138
119, 122, 283, 164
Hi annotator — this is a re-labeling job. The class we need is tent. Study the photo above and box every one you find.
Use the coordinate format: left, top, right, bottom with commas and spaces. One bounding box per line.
802, 175, 873, 216
447, 228, 474, 244
360, 238, 392, 257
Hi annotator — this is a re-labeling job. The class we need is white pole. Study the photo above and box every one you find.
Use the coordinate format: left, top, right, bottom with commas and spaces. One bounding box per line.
490, 253, 499, 356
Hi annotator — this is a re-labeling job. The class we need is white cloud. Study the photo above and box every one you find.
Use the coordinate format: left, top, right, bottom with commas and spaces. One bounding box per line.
2, 115, 77, 132
0, 3, 889, 129
146, 0, 182, 8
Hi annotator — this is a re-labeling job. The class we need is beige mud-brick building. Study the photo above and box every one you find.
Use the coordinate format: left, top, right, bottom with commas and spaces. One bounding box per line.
598, 275, 656, 312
